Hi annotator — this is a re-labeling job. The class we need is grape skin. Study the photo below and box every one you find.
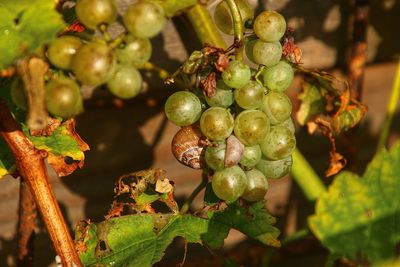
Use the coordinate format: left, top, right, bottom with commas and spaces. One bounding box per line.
205, 88, 234, 108
205, 142, 226, 171
261, 91, 292, 125
71, 42, 116, 86
234, 81, 264, 110
252, 40, 282, 67
222, 60, 251, 89
234, 110, 270, 146
107, 65, 142, 99
214, 0, 254, 35
47, 36, 82, 70
253, 11, 286, 42
45, 77, 83, 118
116, 35, 152, 68
75, 0, 117, 30
256, 156, 292, 179
164, 91, 202, 127
259, 125, 296, 160
123, 1, 166, 39
262, 61, 294, 92
241, 169, 268, 202
240, 145, 262, 168
200, 107, 234, 141
212, 165, 248, 203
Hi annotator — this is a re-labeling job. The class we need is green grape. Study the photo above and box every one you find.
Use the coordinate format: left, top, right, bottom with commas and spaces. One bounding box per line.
205, 142, 226, 171
234, 110, 269, 146
262, 61, 294, 92
75, 0, 117, 29
211, 165, 247, 202
253, 11, 286, 42
11, 79, 27, 110
256, 156, 292, 179
245, 37, 257, 62
107, 65, 142, 99
123, 1, 166, 39
241, 169, 268, 202
200, 107, 234, 141
116, 34, 152, 68
164, 91, 202, 126
234, 80, 264, 110
47, 36, 82, 70
240, 145, 262, 168
277, 117, 295, 133
260, 125, 296, 160
222, 60, 251, 89
261, 91, 292, 125
45, 77, 83, 118
214, 0, 254, 35
71, 42, 115, 86
205, 88, 234, 108
252, 40, 282, 67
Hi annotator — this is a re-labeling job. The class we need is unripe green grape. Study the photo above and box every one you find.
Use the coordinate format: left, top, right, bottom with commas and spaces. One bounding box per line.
71, 42, 115, 86
222, 60, 251, 89
262, 61, 294, 92
241, 169, 268, 202
277, 117, 295, 134
256, 156, 292, 179
205, 88, 234, 108
234, 110, 270, 146
116, 35, 152, 68
164, 91, 202, 126
212, 165, 247, 203
45, 77, 83, 118
261, 91, 292, 125
234, 81, 264, 110
47, 36, 82, 70
245, 37, 257, 62
205, 142, 226, 171
123, 1, 166, 38
11, 79, 27, 110
107, 65, 142, 99
252, 40, 282, 67
200, 107, 234, 141
75, 0, 117, 29
253, 11, 286, 42
260, 126, 296, 160
240, 145, 262, 168
214, 0, 254, 35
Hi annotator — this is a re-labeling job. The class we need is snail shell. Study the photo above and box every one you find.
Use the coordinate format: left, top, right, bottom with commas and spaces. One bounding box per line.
171, 125, 205, 169
224, 135, 244, 168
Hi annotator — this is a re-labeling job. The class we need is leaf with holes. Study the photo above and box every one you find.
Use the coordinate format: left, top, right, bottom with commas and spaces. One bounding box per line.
308, 142, 400, 264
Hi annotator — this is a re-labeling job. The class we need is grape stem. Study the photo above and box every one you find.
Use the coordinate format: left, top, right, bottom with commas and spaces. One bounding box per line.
179, 172, 209, 214
0, 100, 82, 267
376, 59, 400, 151
224, 0, 244, 61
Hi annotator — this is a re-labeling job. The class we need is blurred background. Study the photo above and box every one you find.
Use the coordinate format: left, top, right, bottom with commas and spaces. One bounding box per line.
0, 0, 399, 266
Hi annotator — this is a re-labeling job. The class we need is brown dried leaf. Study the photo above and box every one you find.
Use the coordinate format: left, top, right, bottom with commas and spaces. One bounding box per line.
201, 72, 217, 98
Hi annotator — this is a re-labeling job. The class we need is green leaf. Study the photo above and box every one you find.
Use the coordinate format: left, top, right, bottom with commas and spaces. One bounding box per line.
22, 123, 84, 161
204, 182, 221, 206
0, 138, 15, 178
0, 0, 64, 69
296, 82, 326, 125
308, 142, 400, 264
76, 202, 280, 266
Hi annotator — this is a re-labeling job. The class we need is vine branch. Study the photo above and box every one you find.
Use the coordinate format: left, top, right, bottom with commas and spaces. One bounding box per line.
0, 100, 82, 267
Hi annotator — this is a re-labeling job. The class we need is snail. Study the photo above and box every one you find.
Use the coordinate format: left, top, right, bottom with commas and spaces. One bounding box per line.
171, 125, 205, 169
224, 135, 244, 167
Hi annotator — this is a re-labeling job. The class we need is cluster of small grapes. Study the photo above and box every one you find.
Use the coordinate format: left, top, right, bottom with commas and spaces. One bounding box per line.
165, 7, 296, 203
11, 0, 166, 118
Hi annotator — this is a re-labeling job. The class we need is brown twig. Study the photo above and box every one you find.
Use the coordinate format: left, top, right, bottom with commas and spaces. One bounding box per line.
0, 100, 82, 267
17, 180, 37, 267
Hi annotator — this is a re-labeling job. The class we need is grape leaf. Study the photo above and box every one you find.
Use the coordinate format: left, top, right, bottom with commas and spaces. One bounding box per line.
296, 82, 326, 125
308, 142, 400, 264
0, 0, 64, 70
75, 202, 280, 266
0, 139, 15, 177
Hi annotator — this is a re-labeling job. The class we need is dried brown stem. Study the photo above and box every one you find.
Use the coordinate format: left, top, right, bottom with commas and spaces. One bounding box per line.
0, 100, 82, 267
16, 58, 50, 131
17, 180, 37, 267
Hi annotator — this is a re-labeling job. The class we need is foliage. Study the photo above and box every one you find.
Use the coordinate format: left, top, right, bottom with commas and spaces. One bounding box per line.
309, 142, 400, 264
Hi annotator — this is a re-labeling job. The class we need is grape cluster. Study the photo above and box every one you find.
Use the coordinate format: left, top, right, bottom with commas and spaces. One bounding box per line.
166, 7, 295, 203
12, 0, 166, 119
